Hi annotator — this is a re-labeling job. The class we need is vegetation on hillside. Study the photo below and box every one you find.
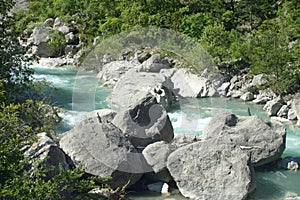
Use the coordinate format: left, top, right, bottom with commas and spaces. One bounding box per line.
14, 0, 300, 95
0, 1, 106, 199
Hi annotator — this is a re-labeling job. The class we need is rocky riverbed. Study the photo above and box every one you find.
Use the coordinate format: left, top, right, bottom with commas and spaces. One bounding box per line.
26, 50, 300, 199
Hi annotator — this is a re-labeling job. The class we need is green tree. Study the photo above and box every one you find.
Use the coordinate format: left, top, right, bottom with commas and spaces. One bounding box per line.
248, 17, 300, 94
0, 0, 33, 103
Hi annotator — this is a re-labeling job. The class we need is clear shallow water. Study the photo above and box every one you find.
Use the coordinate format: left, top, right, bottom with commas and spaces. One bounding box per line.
33, 66, 300, 199
33, 65, 111, 133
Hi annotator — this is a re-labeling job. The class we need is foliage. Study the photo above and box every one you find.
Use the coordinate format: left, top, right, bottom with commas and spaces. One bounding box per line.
0, 1, 108, 199
1, 166, 97, 199
48, 30, 67, 57
15, 0, 298, 94
0, 0, 33, 104
247, 1, 300, 94
0, 99, 100, 199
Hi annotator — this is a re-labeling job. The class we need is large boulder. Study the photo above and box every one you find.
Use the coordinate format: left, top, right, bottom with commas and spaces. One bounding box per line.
291, 97, 300, 125
25, 132, 72, 180
113, 96, 174, 148
201, 113, 286, 167
170, 68, 223, 98
253, 90, 275, 104
167, 137, 255, 200
29, 26, 56, 57
288, 108, 297, 120
138, 54, 172, 72
217, 82, 231, 96
84, 109, 117, 122
240, 91, 254, 101
263, 98, 284, 116
59, 117, 143, 188
110, 69, 174, 109
142, 141, 174, 182
99, 61, 137, 82
277, 105, 289, 118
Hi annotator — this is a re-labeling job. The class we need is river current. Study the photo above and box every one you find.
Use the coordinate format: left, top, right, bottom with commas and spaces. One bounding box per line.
33, 65, 300, 200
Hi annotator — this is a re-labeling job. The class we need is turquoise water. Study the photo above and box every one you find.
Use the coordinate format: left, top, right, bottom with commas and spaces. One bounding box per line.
33, 66, 300, 199
33, 65, 111, 132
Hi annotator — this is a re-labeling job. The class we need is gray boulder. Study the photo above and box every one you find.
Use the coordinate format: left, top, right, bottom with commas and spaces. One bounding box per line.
59, 117, 143, 188
291, 97, 300, 125
201, 113, 286, 167
29, 26, 57, 57
227, 90, 243, 98
25, 132, 72, 180
170, 68, 221, 98
110, 69, 174, 109
84, 109, 117, 123
99, 61, 137, 82
142, 141, 174, 182
138, 54, 172, 72
240, 92, 254, 101
171, 134, 201, 147
167, 137, 255, 200
263, 98, 284, 116
251, 74, 267, 86
253, 90, 275, 104
277, 105, 289, 118
288, 109, 297, 120
112, 96, 174, 148
135, 51, 151, 63
217, 82, 231, 96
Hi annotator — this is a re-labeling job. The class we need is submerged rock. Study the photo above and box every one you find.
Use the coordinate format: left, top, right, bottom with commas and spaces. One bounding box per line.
276, 157, 300, 171
59, 117, 143, 188
167, 137, 255, 200
201, 113, 286, 167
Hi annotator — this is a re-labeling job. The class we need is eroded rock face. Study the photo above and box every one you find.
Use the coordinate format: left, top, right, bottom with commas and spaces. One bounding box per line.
59, 117, 143, 188
25, 132, 72, 180
201, 113, 286, 167
167, 137, 255, 200
113, 96, 174, 148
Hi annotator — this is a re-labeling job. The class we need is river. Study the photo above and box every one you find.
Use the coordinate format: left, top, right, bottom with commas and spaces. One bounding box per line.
33, 65, 300, 200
